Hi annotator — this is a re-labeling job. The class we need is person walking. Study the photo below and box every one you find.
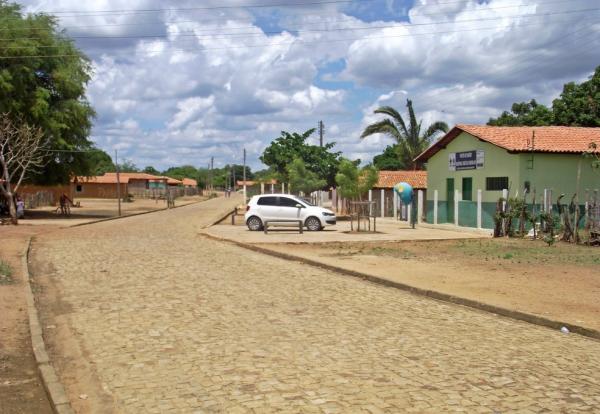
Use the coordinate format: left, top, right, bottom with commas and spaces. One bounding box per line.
59, 193, 73, 216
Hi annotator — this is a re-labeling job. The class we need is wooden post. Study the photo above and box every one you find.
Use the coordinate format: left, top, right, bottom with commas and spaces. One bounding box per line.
477, 189, 482, 229
433, 190, 438, 225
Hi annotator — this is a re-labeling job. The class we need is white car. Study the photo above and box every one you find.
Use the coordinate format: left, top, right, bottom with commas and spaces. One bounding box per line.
245, 194, 336, 231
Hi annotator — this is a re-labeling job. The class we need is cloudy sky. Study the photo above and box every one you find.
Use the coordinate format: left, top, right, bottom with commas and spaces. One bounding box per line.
19, 0, 600, 170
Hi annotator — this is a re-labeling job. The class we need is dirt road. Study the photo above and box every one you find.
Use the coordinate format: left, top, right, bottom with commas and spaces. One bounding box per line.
31, 196, 600, 413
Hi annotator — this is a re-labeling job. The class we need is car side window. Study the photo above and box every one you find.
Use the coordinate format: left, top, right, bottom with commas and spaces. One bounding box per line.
278, 197, 301, 207
257, 196, 278, 206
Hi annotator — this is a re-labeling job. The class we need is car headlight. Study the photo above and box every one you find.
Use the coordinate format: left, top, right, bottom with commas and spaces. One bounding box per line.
322, 212, 335, 216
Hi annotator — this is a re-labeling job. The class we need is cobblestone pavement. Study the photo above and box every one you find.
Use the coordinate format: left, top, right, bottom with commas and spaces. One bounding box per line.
33, 196, 600, 413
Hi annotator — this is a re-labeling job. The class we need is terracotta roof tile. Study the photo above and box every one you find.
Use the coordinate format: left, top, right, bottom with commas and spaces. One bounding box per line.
375, 170, 427, 189
182, 178, 197, 186
415, 125, 600, 162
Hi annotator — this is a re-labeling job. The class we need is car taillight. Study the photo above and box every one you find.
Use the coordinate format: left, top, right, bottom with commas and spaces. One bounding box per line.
246, 205, 250, 211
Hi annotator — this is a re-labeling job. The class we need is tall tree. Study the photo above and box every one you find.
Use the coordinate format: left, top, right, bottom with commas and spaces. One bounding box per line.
361, 99, 448, 169
372, 145, 405, 170
260, 128, 341, 186
142, 166, 160, 175
0, 1, 95, 184
335, 159, 378, 201
552, 66, 600, 127
287, 158, 326, 194
488, 66, 600, 127
487, 100, 553, 126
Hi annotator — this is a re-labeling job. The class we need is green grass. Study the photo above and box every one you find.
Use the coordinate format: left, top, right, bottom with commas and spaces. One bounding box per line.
448, 239, 600, 266
0, 261, 14, 285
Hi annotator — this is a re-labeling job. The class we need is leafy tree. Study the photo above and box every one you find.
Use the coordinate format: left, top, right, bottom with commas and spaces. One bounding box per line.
372, 145, 406, 170
142, 166, 160, 175
0, 1, 95, 184
361, 99, 448, 169
118, 159, 138, 173
85, 149, 114, 175
335, 159, 378, 200
488, 66, 600, 127
287, 158, 326, 194
487, 99, 553, 126
552, 66, 600, 127
163, 165, 199, 180
260, 128, 341, 187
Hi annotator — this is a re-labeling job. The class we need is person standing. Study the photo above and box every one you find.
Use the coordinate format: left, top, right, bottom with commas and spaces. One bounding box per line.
16, 197, 25, 219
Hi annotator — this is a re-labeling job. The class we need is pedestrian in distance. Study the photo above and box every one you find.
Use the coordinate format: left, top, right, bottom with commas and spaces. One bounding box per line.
16, 196, 25, 219
59, 193, 73, 216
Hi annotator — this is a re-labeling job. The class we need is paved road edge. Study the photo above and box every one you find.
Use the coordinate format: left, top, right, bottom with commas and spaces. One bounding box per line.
22, 237, 74, 414
199, 231, 600, 342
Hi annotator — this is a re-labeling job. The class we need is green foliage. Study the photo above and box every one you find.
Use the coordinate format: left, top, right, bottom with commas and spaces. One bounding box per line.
260, 129, 341, 186
142, 166, 160, 175
0, 1, 95, 184
487, 99, 553, 126
118, 159, 139, 173
163, 165, 200, 181
85, 149, 114, 175
372, 145, 406, 170
361, 100, 448, 169
489, 66, 600, 127
196, 164, 254, 189
335, 159, 378, 200
287, 158, 326, 194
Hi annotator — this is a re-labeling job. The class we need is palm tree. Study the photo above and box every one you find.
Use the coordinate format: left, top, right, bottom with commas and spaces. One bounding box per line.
361, 99, 449, 169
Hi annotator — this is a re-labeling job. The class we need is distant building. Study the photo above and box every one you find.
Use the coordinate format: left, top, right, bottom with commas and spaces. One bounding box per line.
372, 170, 427, 218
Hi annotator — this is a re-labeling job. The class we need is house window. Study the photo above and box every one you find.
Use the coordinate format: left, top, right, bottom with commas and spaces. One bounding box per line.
76, 185, 82, 192
524, 181, 531, 194
486, 177, 508, 191
462, 177, 472, 201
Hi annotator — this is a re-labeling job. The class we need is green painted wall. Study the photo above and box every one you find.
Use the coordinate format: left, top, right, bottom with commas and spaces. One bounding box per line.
425, 132, 521, 203
424, 131, 600, 228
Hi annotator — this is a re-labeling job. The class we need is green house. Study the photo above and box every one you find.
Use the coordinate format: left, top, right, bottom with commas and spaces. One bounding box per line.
414, 125, 600, 229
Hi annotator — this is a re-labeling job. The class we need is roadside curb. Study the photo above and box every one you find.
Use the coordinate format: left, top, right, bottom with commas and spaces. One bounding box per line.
22, 238, 74, 414
69, 197, 207, 228
199, 232, 600, 341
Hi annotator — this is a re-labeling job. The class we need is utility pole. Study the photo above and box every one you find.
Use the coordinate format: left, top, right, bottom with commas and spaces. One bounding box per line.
243, 148, 247, 204
210, 156, 214, 191
114, 149, 121, 216
318, 120, 324, 147
231, 164, 235, 191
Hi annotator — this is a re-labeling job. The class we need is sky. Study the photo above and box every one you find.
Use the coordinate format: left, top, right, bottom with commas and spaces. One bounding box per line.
18, 0, 600, 171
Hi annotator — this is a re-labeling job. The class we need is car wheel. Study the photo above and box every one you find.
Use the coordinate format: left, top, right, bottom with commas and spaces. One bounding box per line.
247, 216, 263, 231
305, 216, 322, 231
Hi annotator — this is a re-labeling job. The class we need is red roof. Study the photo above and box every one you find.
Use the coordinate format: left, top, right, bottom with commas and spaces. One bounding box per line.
415, 125, 600, 162
182, 178, 197, 187
73, 173, 180, 185
374, 170, 427, 189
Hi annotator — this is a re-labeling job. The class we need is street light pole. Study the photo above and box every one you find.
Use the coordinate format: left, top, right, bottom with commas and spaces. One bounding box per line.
115, 149, 121, 216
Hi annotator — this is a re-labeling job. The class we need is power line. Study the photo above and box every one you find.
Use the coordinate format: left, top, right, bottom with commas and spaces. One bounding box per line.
1, 15, 597, 58
25, 0, 371, 17
2, 6, 597, 44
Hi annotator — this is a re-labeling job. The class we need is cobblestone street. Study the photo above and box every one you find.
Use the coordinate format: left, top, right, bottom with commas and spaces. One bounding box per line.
33, 196, 600, 413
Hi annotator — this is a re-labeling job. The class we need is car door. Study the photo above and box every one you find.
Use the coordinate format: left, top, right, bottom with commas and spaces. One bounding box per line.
256, 196, 279, 221
277, 196, 304, 220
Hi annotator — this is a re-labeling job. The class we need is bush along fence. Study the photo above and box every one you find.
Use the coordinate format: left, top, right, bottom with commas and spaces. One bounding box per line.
493, 188, 600, 245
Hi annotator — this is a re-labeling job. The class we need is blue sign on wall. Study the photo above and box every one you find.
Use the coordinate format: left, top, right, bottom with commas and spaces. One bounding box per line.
449, 150, 484, 171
